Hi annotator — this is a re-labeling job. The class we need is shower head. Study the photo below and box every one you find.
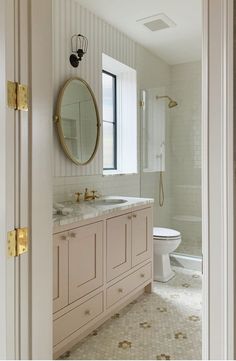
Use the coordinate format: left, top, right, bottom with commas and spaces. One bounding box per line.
168, 99, 178, 108
156, 95, 178, 108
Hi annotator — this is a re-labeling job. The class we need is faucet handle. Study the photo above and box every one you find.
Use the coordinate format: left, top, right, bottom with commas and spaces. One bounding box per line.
91, 190, 99, 199
75, 192, 82, 202
84, 188, 90, 201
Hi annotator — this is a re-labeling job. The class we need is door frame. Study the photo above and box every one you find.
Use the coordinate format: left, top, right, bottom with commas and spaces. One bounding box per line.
0, 0, 235, 359
29, 0, 53, 359
0, 0, 53, 359
202, 0, 234, 359
0, 0, 7, 357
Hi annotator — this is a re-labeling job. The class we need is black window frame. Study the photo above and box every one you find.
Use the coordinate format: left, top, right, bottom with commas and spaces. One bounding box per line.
102, 70, 117, 171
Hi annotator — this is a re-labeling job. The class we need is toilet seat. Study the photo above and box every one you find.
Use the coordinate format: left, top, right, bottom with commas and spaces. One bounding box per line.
153, 227, 181, 241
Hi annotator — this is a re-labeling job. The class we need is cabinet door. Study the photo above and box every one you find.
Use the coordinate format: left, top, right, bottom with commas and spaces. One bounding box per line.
69, 222, 103, 303
132, 207, 152, 267
53, 232, 69, 313
106, 213, 132, 281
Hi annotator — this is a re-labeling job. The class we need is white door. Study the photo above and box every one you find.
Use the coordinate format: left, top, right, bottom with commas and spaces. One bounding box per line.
0, 0, 40, 359
2, 0, 30, 359
1, 1, 53, 359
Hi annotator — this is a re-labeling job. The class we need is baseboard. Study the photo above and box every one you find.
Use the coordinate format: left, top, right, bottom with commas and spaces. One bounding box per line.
170, 253, 202, 272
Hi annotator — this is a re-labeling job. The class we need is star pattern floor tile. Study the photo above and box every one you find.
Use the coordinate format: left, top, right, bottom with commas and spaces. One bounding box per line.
61, 267, 202, 360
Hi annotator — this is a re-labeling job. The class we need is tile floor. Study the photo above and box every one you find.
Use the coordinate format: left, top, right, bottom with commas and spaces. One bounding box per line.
60, 267, 202, 360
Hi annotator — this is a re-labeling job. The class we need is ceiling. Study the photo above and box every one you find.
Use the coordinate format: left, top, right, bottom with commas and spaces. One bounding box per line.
76, 0, 202, 65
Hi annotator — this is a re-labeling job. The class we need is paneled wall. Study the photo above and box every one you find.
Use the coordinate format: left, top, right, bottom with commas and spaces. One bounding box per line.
53, 0, 135, 177
53, 0, 170, 203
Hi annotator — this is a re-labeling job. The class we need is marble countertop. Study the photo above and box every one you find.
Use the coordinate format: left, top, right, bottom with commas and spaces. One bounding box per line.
53, 196, 154, 227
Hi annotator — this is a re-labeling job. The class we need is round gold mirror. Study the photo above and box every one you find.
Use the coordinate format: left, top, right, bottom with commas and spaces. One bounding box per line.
55, 77, 100, 165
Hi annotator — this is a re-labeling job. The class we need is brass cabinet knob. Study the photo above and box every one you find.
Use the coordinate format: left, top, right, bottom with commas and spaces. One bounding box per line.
85, 309, 91, 315
133, 214, 137, 218
128, 215, 132, 220
70, 232, 76, 238
140, 273, 145, 278
118, 288, 123, 293
61, 235, 67, 241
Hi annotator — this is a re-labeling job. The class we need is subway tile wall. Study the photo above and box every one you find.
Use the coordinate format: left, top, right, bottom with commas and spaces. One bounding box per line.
169, 62, 202, 256
53, 174, 140, 203
141, 61, 202, 257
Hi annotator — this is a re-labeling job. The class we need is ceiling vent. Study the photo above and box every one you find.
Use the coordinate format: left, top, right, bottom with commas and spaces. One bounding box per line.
137, 13, 176, 32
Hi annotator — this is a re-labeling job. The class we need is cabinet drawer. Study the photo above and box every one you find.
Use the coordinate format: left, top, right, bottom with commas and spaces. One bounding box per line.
53, 292, 103, 346
106, 263, 152, 308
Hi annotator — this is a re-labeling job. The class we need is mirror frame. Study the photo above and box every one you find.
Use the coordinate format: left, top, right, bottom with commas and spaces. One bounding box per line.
54, 77, 101, 166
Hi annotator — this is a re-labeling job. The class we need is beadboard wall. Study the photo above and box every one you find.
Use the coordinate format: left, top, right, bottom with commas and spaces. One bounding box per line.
53, 0, 171, 205
53, 0, 136, 177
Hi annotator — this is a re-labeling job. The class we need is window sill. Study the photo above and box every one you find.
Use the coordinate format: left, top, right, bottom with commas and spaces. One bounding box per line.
103, 170, 138, 176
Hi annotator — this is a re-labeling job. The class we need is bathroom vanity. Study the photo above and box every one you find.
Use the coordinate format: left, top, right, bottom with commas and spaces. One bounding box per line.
53, 197, 153, 358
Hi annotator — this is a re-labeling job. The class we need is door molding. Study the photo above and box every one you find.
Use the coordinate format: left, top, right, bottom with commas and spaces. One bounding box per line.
202, 0, 234, 359
29, 0, 53, 359
0, 0, 7, 357
1, 0, 234, 359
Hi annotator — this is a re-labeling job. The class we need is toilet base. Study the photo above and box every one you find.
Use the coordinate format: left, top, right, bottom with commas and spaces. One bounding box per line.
154, 270, 175, 283
154, 254, 176, 283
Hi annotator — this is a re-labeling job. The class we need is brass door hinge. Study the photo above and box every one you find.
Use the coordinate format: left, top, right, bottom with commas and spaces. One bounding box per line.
7, 81, 28, 111
7, 228, 29, 257
140, 100, 145, 108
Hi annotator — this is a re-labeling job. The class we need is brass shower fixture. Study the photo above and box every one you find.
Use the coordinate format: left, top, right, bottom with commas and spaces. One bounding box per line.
156, 95, 178, 108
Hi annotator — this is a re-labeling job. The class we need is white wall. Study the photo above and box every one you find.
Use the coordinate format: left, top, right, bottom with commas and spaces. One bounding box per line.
140, 61, 202, 258
137, 46, 171, 228
52, 0, 170, 201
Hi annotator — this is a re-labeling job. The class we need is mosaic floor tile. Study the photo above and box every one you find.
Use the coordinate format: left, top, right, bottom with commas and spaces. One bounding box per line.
66, 267, 202, 360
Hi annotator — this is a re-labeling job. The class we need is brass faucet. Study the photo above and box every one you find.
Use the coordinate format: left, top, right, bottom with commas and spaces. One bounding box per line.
84, 188, 100, 201
91, 190, 100, 200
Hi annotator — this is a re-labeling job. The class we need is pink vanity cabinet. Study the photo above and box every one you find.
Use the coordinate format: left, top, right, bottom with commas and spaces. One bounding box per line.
106, 213, 132, 281
68, 222, 103, 304
106, 207, 152, 281
53, 222, 103, 313
132, 207, 152, 266
53, 232, 69, 313
53, 203, 153, 359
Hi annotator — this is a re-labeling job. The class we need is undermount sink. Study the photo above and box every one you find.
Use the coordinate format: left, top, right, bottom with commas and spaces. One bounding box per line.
94, 198, 128, 206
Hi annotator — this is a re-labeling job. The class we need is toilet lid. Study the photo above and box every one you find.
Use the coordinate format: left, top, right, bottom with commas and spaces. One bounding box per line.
153, 227, 181, 239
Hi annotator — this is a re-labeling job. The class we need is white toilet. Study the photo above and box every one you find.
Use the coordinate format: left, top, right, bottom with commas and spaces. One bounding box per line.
153, 227, 182, 282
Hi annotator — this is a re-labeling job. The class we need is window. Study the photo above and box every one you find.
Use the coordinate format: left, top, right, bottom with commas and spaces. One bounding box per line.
102, 71, 117, 170
102, 54, 137, 175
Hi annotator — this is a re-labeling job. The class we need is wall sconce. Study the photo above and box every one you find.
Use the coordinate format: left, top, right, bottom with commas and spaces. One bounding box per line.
69, 34, 88, 68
